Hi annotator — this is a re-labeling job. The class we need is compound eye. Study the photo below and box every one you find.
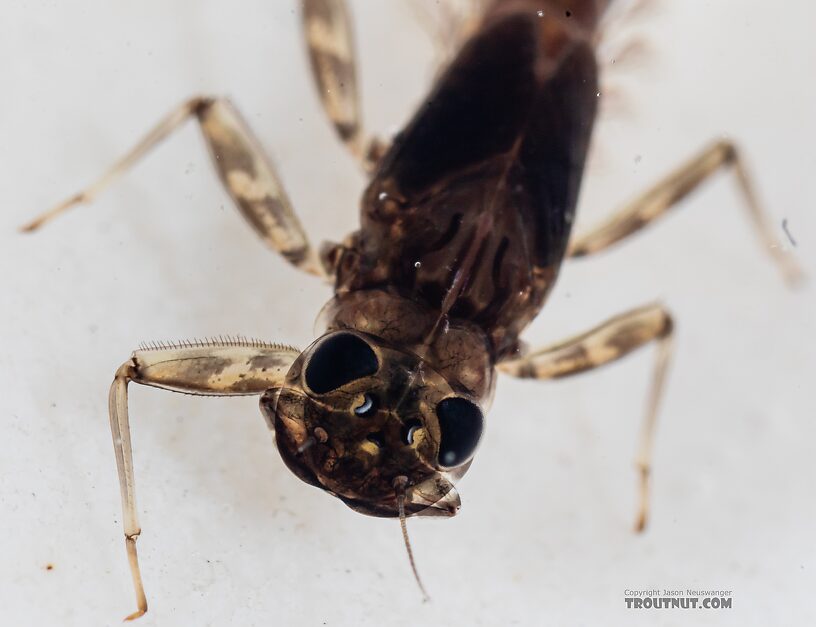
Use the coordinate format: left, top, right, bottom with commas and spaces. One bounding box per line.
436, 397, 484, 468
305, 333, 378, 394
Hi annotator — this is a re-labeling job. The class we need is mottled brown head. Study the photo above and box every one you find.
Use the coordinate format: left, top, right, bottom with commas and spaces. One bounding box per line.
260, 330, 485, 518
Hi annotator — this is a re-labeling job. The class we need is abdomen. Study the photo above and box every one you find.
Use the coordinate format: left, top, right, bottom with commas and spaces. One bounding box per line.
336, 0, 603, 358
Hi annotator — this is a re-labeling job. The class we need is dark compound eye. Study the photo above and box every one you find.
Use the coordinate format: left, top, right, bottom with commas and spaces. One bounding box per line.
436, 397, 484, 467
305, 333, 379, 394
353, 393, 377, 417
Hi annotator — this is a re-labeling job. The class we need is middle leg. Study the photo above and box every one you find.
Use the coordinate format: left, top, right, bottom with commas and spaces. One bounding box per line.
567, 140, 803, 285
498, 304, 674, 532
22, 97, 325, 277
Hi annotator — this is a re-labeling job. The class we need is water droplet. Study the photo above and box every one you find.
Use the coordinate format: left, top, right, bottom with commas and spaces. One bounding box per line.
537, 10, 544, 17
378, 192, 388, 201
414, 261, 421, 268
596, 91, 601, 98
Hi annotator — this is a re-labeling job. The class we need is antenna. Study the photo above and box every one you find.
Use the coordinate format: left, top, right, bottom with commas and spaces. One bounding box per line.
393, 476, 430, 602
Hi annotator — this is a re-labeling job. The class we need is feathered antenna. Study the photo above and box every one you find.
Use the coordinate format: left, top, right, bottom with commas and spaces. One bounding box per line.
136, 335, 298, 353
393, 476, 430, 602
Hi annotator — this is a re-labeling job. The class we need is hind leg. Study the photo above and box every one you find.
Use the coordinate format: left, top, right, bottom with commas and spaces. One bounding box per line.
301, 0, 388, 172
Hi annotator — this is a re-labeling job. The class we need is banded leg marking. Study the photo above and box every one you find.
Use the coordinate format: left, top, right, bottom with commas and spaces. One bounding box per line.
568, 140, 803, 286
109, 340, 298, 619
499, 304, 674, 532
22, 97, 324, 277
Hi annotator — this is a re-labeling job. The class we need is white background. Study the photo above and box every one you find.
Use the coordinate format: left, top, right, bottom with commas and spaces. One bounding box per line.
1, 1, 814, 626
